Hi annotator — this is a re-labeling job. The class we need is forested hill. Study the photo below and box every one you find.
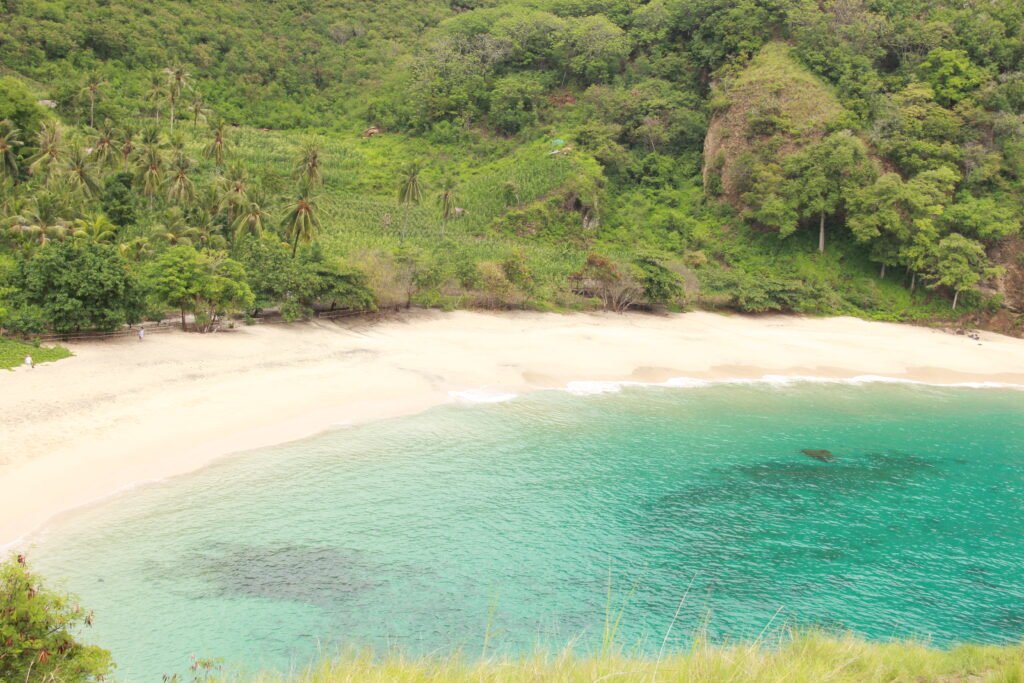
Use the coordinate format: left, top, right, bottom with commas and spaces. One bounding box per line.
1, 0, 1023, 335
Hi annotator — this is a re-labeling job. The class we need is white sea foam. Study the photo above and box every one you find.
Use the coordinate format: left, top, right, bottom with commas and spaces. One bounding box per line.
563, 374, 1024, 393
449, 389, 519, 404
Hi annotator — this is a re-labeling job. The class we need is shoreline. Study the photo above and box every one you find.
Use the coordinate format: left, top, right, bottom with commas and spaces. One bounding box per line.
4, 309, 1024, 550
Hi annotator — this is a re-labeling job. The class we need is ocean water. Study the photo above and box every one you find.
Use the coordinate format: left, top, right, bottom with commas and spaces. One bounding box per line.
29, 382, 1024, 681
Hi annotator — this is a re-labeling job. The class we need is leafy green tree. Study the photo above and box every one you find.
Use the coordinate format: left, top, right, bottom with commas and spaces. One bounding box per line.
144, 245, 253, 331
930, 233, 997, 309
102, 171, 137, 227
0, 555, 113, 682
553, 15, 630, 85
0, 77, 45, 140
282, 186, 321, 257
784, 130, 875, 252
489, 73, 547, 134
918, 48, 987, 107
16, 240, 141, 332
942, 195, 1020, 242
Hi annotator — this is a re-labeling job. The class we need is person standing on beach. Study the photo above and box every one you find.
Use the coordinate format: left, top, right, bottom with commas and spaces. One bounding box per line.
24, 355, 33, 369
138, 326, 145, 342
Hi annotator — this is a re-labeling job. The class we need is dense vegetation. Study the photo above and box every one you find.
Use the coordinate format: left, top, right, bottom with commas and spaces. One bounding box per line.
0, 555, 112, 682
1, 0, 1022, 334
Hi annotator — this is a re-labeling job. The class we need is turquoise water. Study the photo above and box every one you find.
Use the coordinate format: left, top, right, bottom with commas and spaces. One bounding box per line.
30, 382, 1024, 680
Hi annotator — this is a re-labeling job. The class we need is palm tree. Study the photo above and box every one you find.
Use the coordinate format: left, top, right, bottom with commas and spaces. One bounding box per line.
231, 191, 270, 241
204, 121, 229, 167
165, 152, 195, 204
140, 126, 162, 147
218, 166, 248, 223
164, 65, 191, 132
135, 145, 165, 203
28, 122, 63, 183
145, 72, 167, 122
80, 72, 106, 128
0, 121, 23, 182
282, 185, 321, 257
9, 198, 70, 247
72, 214, 118, 242
193, 210, 228, 250
397, 162, 422, 243
295, 142, 323, 188
119, 236, 153, 262
189, 94, 211, 128
91, 119, 117, 168
118, 125, 137, 169
155, 221, 200, 246
62, 146, 101, 197
437, 176, 458, 239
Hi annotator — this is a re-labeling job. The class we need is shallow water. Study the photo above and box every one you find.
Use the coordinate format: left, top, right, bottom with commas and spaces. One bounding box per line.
30, 382, 1024, 680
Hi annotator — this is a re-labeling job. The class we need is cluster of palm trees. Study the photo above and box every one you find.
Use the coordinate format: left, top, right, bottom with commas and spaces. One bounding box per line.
0, 108, 325, 259
396, 162, 460, 242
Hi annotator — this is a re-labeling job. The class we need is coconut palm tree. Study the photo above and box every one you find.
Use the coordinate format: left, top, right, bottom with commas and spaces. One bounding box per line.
218, 166, 248, 223
397, 162, 422, 243
193, 210, 228, 250
28, 122, 63, 183
189, 94, 211, 128
119, 236, 153, 262
0, 121, 23, 182
164, 65, 191, 132
90, 119, 117, 168
135, 145, 165, 203
118, 125, 137, 169
62, 146, 101, 197
437, 176, 458, 239
145, 72, 167, 122
72, 214, 118, 242
231, 191, 270, 241
9, 198, 70, 246
295, 142, 323, 188
155, 221, 200, 246
204, 121, 229, 167
80, 72, 106, 128
140, 126, 162, 148
282, 185, 321, 257
165, 152, 195, 205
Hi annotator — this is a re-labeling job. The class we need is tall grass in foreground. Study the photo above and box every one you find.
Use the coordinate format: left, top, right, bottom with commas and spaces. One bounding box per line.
229, 632, 1024, 683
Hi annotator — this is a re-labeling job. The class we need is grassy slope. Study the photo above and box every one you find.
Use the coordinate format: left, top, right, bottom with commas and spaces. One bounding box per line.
0, 338, 70, 369
704, 43, 844, 203
235, 634, 1024, 682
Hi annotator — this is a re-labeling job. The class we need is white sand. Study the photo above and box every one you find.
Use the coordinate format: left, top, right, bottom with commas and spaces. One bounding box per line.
3, 310, 1024, 549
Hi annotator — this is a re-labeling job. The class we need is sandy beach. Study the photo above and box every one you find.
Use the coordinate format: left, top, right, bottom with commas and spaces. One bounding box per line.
3, 310, 1024, 549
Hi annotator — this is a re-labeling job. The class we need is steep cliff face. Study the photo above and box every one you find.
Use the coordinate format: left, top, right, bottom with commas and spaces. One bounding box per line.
702, 43, 844, 207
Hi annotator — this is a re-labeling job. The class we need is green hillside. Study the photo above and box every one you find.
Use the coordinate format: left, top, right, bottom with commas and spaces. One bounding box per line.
1, 0, 1023, 334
